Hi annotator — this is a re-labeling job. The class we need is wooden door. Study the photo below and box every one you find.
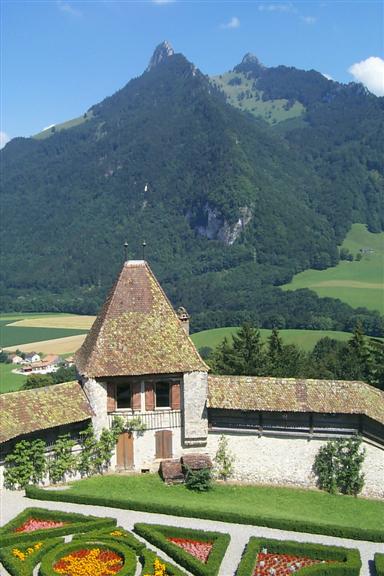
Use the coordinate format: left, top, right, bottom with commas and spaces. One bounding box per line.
116, 432, 134, 469
155, 430, 172, 459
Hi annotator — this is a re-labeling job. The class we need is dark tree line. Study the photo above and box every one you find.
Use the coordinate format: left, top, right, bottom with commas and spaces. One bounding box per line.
207, 323, 384, 390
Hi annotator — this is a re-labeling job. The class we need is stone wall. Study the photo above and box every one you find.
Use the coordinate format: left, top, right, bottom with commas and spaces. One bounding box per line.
182, 371, 208, 447
205, 431, 384, 499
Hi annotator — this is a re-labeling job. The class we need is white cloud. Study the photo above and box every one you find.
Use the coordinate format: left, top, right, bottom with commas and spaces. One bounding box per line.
152, 0, 175, 4
0, 132, 11, 149
348, 56, 384, 97
57, 1, 82, 16
301, 15, 316, 24
221, 16, 240, 29
42, 124, 56, 131
322, 73, 333, 81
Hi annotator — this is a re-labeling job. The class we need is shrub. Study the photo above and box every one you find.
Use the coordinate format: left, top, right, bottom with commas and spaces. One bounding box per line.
4, 439, 46, 489
184, 466, 212, 492
375, 553, 384, 576
140, 549, 188, 576
313, 436, 365, 495
214, 435, 234, 480
236, 537, 361, 576
49, 434, 78, 484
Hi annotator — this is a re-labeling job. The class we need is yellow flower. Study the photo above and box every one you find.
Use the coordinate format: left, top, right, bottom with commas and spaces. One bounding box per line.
110, 530, 123, 536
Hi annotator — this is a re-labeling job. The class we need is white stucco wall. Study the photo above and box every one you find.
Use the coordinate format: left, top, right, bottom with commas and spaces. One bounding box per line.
204, 431, 384, 499
183, 371, 208, 446
82, 378, 109, 437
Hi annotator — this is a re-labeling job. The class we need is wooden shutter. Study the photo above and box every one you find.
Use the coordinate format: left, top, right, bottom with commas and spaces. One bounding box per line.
171, 382, 181, 410
107, 382, 116, 412
145, 382, 155, 411
155, 430, 173, 459
132, 382, 141, 410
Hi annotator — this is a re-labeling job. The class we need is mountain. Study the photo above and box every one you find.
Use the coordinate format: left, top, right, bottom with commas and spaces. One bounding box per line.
1, 42, 383, 335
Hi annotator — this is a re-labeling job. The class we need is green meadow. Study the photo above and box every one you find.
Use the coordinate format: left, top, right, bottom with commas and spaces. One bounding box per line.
282, 224, 384, 314
0, 325, 88, 348
191, 327, 354, 352
0, 363, 26, 394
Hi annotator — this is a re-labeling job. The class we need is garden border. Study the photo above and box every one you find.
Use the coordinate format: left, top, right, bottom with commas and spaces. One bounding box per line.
25, 485, 384, 542
235, 537, 361, 576
134, 522, 230, 576
0, 537, 63, 576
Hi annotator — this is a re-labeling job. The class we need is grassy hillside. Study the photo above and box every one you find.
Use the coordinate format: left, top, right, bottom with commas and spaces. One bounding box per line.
212, 71, 305, 124
33, 111, 93, 140
282, 224, 384, 314
191, 327, 355, 352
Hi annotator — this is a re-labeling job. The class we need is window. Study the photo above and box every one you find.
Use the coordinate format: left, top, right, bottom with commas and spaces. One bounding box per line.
155, 382, 170, 408
116, 383, 131, 409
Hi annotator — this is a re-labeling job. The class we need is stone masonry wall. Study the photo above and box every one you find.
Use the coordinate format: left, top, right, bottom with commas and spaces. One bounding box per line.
205, 432, 384, 499
182, 371, 208, 446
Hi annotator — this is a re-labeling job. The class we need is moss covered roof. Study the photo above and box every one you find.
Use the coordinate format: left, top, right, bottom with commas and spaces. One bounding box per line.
208, 375, 384, 425
0, 381, 93, 443
75, 261, 207, 378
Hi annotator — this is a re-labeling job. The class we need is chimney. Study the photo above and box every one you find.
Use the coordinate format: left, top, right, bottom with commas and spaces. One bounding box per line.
177, 307, 190, 336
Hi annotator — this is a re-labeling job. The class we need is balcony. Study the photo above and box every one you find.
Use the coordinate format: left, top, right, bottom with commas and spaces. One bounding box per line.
109, 410, 181, 430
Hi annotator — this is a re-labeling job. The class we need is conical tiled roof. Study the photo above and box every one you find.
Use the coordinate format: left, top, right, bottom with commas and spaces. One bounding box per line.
75, 261, 207, 378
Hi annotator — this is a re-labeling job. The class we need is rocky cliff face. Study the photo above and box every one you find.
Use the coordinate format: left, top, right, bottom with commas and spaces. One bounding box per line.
147, 41, 175, 71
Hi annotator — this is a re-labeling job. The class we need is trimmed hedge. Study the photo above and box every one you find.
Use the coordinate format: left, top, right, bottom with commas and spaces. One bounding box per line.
375, 553, 384, 576
236, 537, 361, 576
0, 507, 116, 547
0, 537, 62, 576
25, 485, 384, 542
140, 548, 188, 576
134, 523, 230, 576
39, 538, 137, 576
72, 525, 146, 553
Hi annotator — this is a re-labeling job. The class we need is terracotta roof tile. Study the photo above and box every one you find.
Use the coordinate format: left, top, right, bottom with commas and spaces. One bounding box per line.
207, 375, 384, 425
75, 261, 207, 378
0, 381, 93, 443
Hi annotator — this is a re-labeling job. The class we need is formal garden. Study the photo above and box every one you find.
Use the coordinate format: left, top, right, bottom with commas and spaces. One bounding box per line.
2, 506, 381, 576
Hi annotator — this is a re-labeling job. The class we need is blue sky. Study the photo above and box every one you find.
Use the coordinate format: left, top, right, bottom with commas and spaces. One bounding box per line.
1, 1, 383, 145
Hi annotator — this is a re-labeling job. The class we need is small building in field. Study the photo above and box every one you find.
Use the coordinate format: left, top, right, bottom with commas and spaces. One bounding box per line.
24, 352, 41, 363
10, 354, 24, 365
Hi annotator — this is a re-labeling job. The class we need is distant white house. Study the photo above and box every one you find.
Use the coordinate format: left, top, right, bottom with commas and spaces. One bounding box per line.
10, 354, 23, 365
24, 352, 41, 363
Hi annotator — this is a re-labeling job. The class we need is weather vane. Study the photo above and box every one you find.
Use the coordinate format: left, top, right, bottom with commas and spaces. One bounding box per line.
142, 240, 147, 260
124, 241, 128, 262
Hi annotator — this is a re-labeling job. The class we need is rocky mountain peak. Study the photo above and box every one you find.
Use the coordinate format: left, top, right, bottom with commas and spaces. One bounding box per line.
147, 41, 175, 71
241, 53, 264, 67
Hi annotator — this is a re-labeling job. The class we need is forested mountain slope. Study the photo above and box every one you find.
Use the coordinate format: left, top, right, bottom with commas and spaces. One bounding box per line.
1, 44, 383, 335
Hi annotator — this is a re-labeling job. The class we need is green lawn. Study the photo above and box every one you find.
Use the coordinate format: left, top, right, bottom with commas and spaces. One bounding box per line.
282, 224, 384, 314
191, 327, 354, 352
38, 474, 383, 538
0, 363, 26, 394
0, 325, 88, 348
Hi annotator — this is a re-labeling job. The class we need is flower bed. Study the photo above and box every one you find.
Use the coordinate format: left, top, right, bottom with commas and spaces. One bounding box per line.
134, 523, 230, 576
167, 538, 212, 563
53, 546, 123, 575
0, 537, 63, 576
40, 540, 137, 576
254, 552, 329, 575
236, 538, 361, 576
0, 508, 116, 547
14, 518, 67, 533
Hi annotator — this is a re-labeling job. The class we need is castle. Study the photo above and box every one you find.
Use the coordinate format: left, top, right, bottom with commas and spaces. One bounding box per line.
1, 260, 383, 496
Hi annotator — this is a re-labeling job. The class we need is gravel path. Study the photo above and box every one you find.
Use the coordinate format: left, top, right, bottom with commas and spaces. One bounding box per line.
1, 489, 382, 576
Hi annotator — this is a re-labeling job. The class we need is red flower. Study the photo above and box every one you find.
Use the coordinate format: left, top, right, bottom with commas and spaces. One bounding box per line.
167, 537, 213, 563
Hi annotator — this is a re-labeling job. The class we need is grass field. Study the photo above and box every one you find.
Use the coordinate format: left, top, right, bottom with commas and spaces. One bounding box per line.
0, 363, 26, 394
212, 72, 305, 125
48, 474, 384, 536
9, 315, 95, 329
191, 327, 355, 352
0, 325, 88, 348
282, 224, 384, 314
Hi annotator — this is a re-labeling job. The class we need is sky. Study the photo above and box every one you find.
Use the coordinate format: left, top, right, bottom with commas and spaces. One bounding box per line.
1, 1, 383, 146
